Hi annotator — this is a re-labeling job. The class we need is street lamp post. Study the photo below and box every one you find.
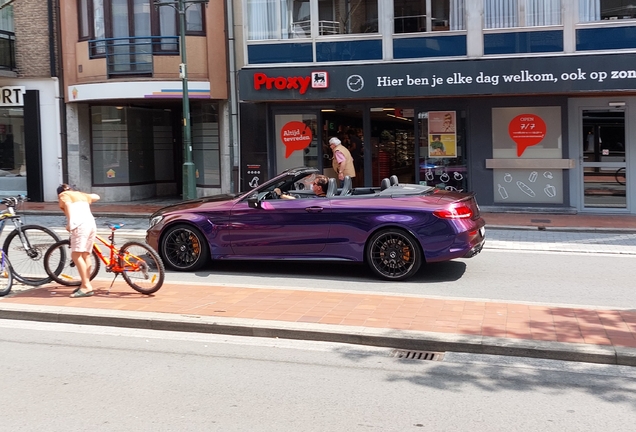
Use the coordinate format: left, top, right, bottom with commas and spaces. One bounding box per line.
154, 0, 208, 200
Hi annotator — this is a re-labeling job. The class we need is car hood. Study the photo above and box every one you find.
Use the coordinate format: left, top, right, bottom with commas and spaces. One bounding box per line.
150, 193, 239, 217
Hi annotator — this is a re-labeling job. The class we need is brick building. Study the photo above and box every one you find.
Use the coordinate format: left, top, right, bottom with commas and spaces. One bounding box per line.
0, 0, 64, 201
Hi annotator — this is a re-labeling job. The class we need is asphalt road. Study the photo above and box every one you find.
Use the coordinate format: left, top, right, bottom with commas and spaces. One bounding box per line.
2, 320, 635, 431
168, 250, 636, 309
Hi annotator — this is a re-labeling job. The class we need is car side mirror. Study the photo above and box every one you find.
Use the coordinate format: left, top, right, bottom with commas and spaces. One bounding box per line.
247, 197, 261, 209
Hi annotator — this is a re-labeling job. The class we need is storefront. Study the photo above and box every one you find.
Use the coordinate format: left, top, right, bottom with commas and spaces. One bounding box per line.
0, 80, 61, 201
66, 82, 223, 201
238, 52, 636, 214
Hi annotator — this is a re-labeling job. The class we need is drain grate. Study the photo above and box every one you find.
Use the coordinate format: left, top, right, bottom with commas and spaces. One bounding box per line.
390, 349, 444, 361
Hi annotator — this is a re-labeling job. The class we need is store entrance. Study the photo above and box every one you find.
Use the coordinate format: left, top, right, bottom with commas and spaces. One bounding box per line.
581, 109, 627, 209
369, 107, 415, 185
321, 106, 416, 187
322, 108, 364, 186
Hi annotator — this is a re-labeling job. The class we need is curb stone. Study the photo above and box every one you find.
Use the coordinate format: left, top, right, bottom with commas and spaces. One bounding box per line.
0, 303, 633, 367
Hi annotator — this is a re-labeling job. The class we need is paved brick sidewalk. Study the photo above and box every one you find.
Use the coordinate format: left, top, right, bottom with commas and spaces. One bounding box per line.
1, 280, 635, 365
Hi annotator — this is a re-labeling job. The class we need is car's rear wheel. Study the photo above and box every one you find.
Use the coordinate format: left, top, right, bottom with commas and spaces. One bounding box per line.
160, 224, 209, 271
366, 228, 422, 281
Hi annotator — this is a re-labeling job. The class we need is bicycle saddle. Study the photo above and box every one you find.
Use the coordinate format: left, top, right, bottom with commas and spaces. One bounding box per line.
105, 223, 125, 230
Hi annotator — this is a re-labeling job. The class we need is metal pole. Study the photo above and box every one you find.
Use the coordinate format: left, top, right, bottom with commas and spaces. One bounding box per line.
179, 0, 197, 200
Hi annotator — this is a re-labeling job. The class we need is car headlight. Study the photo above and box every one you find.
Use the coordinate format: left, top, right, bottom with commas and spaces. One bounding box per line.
149, 215, 163, 228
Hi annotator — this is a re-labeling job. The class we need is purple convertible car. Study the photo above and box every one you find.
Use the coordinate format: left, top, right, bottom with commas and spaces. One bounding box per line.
146, 167, 486, 281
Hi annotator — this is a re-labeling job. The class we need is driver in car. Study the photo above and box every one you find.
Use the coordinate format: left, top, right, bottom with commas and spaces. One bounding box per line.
275, 175, 329, 199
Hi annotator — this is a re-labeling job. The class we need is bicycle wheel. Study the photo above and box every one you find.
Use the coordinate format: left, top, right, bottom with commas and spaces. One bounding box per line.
3, 225, 61, 286
43, 240, 100, 287
616, 167, 626, 186
0, 252, 14, 297
120, 241, 165, 295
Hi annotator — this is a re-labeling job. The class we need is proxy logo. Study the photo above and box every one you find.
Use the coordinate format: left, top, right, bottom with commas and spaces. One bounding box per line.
311, 71, 328, 88
254, 71, 329, 95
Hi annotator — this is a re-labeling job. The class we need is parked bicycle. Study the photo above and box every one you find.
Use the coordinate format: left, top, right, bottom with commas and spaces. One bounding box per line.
0, 250, 14, 297
44, 222, 165, 295
616, 167, 626, 186
0, 196, 61, 286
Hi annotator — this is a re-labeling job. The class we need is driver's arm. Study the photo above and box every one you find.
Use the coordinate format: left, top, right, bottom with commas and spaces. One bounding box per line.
274, 188, 297, 200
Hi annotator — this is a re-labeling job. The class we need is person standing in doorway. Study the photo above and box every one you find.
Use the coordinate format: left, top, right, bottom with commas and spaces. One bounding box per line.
329, 137, 356, 184
57, 184, 101, 298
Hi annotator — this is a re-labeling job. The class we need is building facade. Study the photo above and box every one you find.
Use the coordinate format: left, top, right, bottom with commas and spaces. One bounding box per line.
59, 0, 231, 202
234, 0, 636, 214
0, 0, 63, 202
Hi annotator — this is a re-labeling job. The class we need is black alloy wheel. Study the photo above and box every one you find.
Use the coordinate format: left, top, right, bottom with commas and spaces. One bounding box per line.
366, 228, 422, 281
160, 224, 209, 271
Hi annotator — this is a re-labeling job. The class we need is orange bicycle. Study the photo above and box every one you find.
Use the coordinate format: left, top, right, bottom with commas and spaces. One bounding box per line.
43, 223, 165, 295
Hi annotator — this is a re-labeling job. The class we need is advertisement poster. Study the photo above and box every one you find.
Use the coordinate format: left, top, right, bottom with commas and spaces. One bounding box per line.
428, 111, 457, 158
280, 121, 313, 157
508, 114, 547, 157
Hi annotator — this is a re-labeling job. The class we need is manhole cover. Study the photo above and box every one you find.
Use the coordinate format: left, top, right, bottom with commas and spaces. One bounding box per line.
390, 349, 444, 361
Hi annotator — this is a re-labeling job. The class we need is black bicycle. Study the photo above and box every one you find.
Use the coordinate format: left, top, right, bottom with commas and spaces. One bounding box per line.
616, 167, 626, 186
0, 196, 61, 286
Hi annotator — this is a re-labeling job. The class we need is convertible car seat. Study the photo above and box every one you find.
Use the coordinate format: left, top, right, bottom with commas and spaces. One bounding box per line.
326, 177, 337, 197
389, 175, 399, 186
380, 178, 391, 191
340, 176, 352, 196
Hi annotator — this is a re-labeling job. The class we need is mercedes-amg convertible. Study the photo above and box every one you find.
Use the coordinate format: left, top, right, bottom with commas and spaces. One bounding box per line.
146, 167, 486, 281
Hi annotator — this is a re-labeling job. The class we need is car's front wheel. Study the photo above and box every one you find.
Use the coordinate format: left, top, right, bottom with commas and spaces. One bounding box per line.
366, 228, 422, 281
161, 224, 209, 271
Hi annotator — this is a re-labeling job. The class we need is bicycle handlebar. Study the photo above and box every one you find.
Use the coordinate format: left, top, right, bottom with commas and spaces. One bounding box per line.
1, 195, 28, 208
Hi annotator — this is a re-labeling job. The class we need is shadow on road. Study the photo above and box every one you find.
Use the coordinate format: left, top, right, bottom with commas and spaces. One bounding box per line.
183, 259, 467, 284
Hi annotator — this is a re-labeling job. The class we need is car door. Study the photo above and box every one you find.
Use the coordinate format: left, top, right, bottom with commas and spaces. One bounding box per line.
229, 196, 331, 255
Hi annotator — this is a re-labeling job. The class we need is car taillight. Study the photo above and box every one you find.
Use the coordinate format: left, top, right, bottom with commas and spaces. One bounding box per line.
433, 205, 473, 219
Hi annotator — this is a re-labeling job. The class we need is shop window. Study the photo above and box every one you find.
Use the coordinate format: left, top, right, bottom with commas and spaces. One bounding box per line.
418, 110, 467, 192
0, 107, 26, 196
91, 106, 177, 185
491, 106, 563, 204
91, 106, 130, 184
394, 0, 465, 34
580, 0, 636, 21
484, 0, 562, 28
247, 0, 378, 40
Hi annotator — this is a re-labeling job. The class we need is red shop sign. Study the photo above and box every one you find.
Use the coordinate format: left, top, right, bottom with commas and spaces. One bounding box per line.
281, 121, 313, 157
509, 114, 547, 157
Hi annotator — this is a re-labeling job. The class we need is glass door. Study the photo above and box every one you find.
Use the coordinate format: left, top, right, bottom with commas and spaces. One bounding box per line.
581, 109, 627, 208
369, 107, 415, 186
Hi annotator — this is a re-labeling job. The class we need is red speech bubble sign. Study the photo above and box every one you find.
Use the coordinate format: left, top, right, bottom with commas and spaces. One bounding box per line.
509, 114, 546, 157
281, 121, 313, 158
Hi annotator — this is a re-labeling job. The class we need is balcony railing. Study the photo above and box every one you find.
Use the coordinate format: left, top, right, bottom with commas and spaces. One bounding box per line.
88, 36, 179, 77
0, 30, 16, 71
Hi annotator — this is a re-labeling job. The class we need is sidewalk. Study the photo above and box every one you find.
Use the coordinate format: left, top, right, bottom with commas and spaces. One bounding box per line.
1, 278, 635, 366
0, 199, 634, 366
